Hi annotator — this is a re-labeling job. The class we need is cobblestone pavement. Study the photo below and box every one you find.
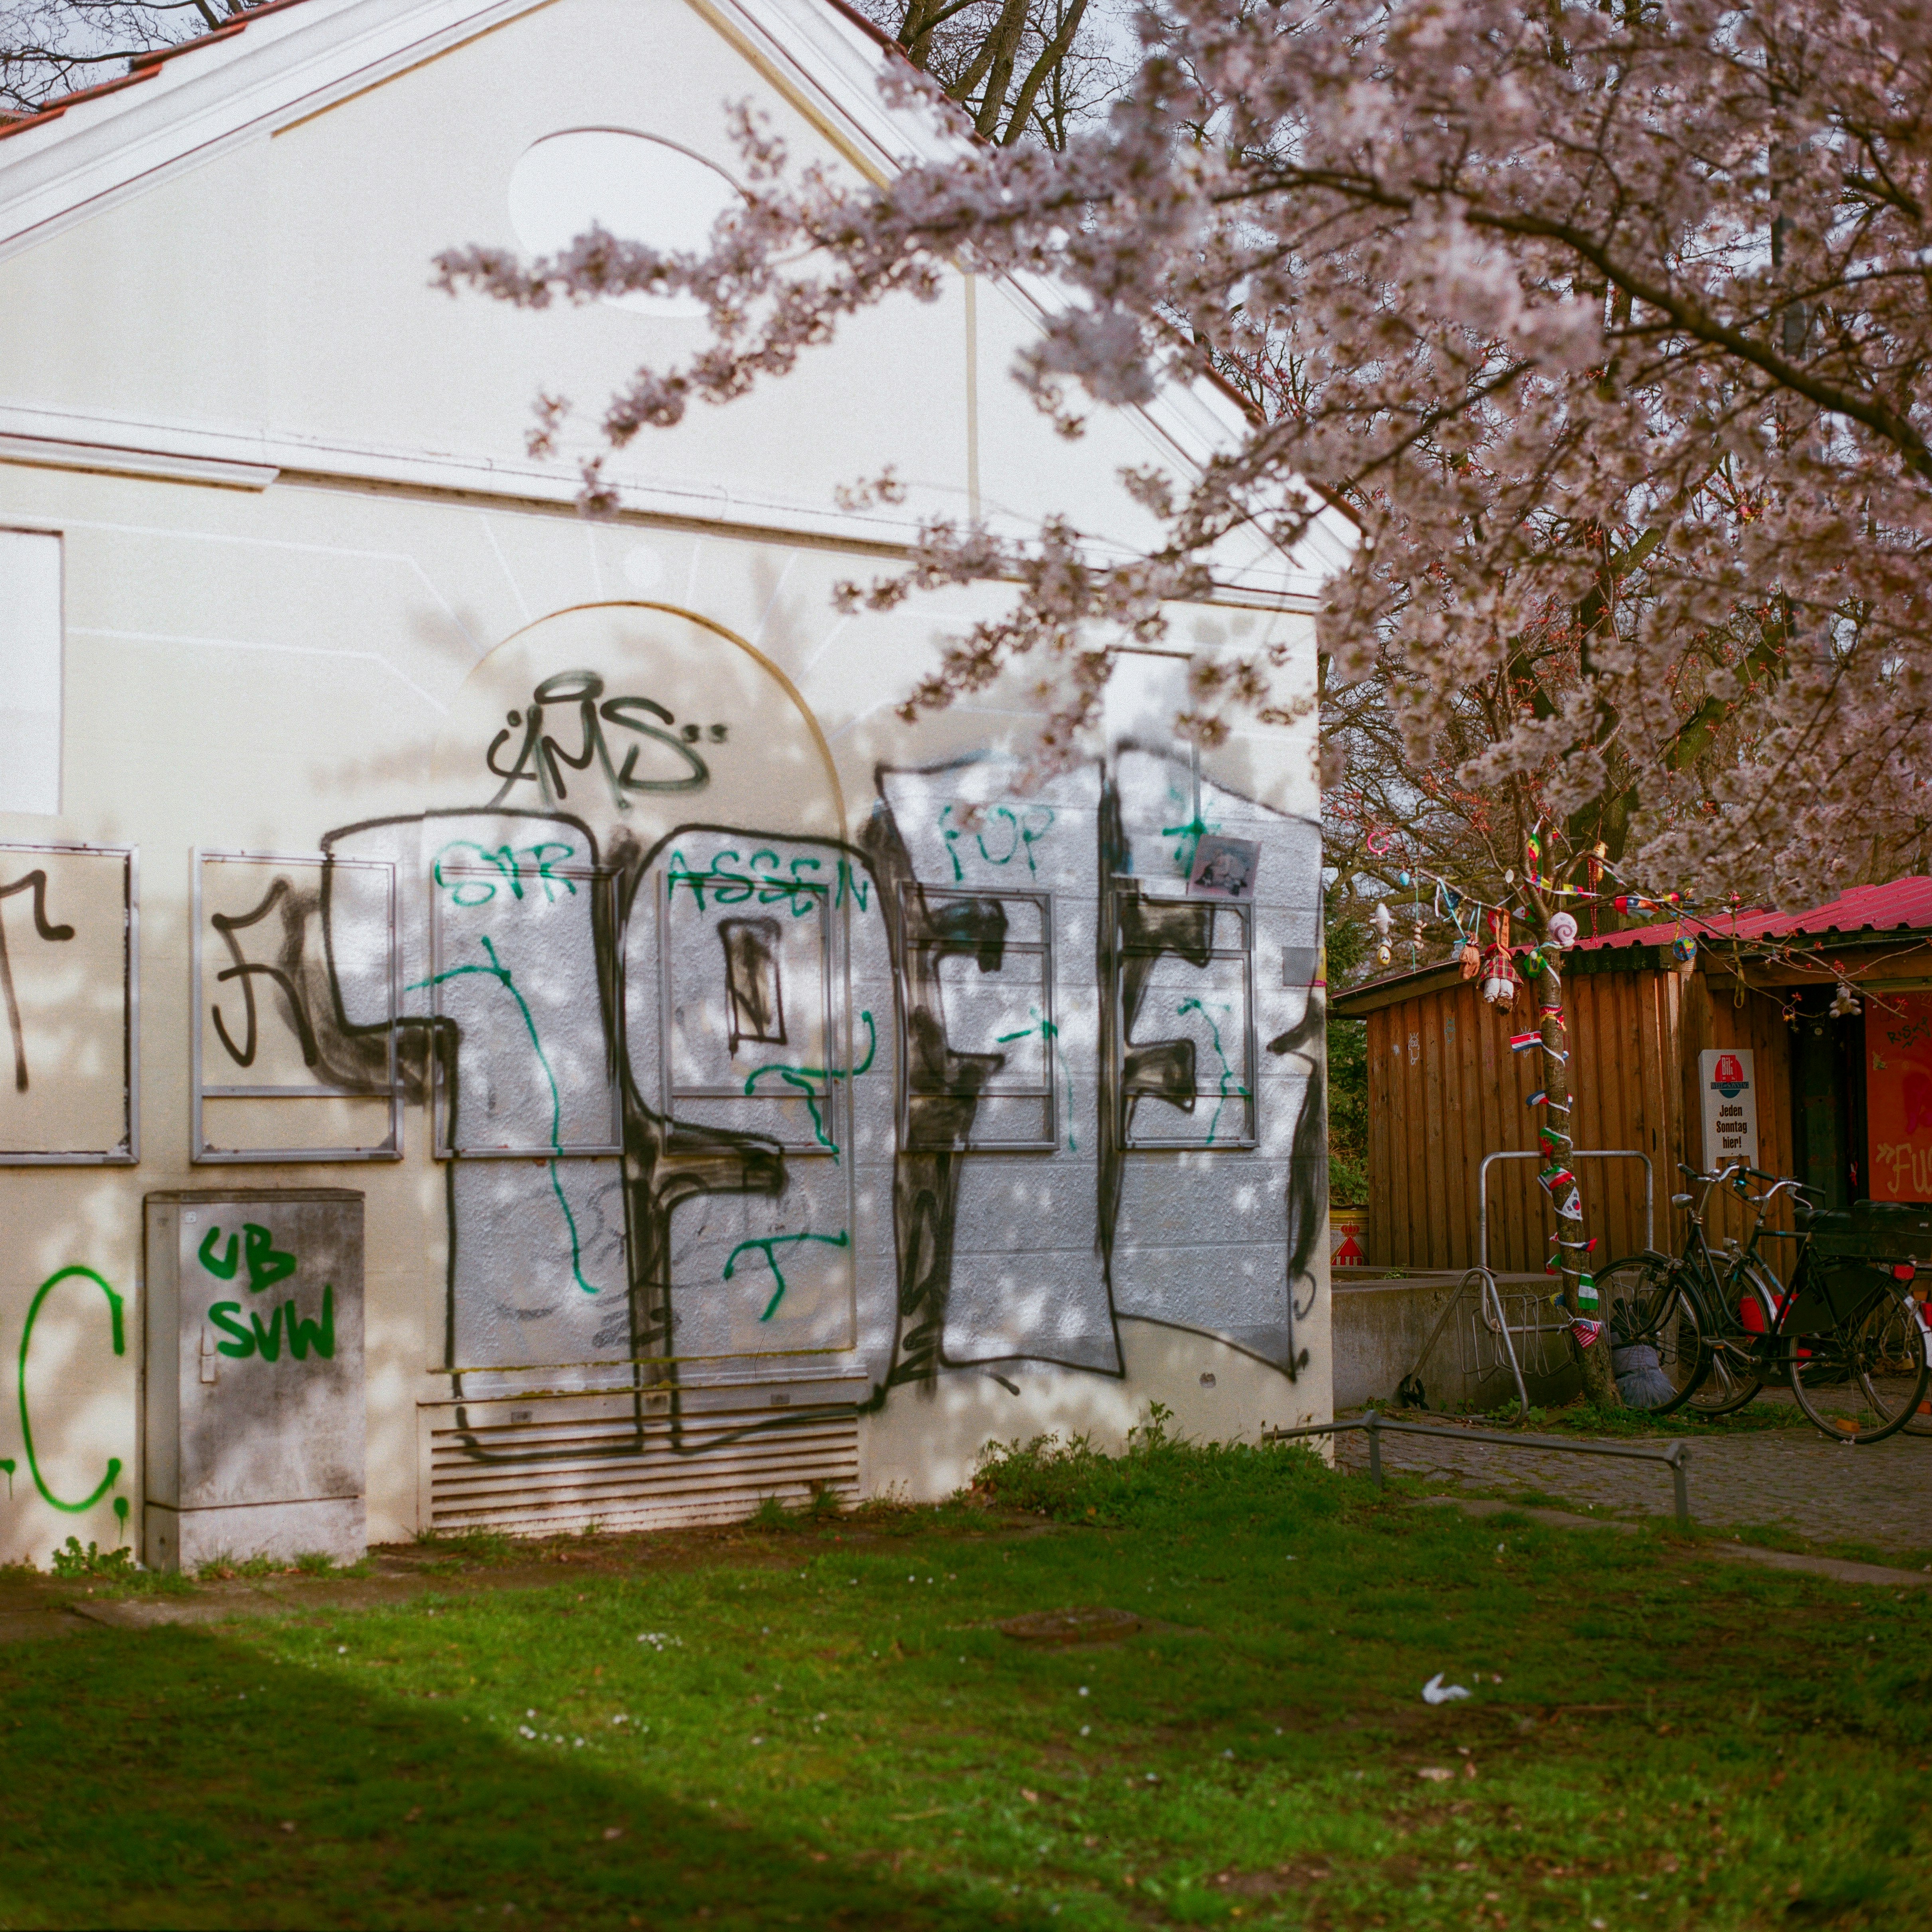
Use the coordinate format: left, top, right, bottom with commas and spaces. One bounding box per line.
1334, 1405, 1932, 1556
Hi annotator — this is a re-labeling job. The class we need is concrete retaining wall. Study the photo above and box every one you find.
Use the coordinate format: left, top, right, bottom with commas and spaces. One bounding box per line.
1332, 1271, 1582, 1412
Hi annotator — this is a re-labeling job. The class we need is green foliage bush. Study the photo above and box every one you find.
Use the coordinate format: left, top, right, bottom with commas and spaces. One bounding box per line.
47, 1536, 135, 1580
970, 1403, 1343, 1528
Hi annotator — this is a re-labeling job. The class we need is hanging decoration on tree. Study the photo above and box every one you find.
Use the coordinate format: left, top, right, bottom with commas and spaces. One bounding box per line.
1537, 1162, 1584, 1221
1523, 822, 1547, 889
1353, 826, 1901, 1393
1480, 909, 1518, 1009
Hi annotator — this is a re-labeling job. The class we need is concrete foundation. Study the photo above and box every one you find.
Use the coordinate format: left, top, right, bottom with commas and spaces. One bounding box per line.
1332, 1270, 1582, 1412
144, 1497, 367, 1572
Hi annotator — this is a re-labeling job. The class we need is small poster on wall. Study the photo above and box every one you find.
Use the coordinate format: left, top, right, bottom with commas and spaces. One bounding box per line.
1699, 1049, 1759, 1173
1866, 992, 1932, 1202
1188, 834, 1260, 901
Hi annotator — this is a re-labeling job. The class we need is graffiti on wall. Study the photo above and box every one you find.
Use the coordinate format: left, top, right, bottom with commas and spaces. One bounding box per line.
187, 717, 1327, 1444
0, 661, 1323, 1515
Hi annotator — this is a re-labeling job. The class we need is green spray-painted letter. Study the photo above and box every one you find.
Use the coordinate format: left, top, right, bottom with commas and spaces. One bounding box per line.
209, 1303, 254, 1358
17, 1265, 126, 1515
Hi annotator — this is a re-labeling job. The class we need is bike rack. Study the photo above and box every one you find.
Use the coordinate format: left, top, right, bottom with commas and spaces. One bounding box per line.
1402, 1150, 1655, 1419
1262, 1410, 1692, 1526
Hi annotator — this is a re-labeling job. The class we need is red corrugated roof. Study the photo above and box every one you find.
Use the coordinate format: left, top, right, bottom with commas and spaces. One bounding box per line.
0, 0, 316, 144
1579, 876, 1932, 950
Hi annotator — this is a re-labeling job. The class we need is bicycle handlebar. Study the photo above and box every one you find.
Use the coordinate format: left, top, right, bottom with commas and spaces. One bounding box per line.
1675, 1163, 1818, 1219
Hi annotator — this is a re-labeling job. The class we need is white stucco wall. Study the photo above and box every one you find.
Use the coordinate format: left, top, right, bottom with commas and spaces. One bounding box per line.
0, 0, 1333, 1565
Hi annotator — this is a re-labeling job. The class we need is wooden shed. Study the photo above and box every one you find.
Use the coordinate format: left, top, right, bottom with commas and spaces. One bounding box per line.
1330, 879, 1932, 1274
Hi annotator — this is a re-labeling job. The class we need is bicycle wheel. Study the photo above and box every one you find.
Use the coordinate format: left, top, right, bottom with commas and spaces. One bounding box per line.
1598, 1257, 1705, 1413
1905, 1299, 1932, 1437
1687, 1258, 1771, 1418
1788, 1286, 1932, 1445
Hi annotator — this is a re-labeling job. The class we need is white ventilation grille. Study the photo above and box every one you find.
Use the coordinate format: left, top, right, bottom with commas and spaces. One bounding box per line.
426, 1384, 860, 1536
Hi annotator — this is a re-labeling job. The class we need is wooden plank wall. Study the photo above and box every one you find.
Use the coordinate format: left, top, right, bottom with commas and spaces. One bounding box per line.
1366, 964, 1688, 1272
1677, 972, 1798, 1251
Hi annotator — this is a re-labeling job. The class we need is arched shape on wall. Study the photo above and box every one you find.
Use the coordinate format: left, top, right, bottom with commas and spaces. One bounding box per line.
507, 130, 743, 319
434, 601, 845, 845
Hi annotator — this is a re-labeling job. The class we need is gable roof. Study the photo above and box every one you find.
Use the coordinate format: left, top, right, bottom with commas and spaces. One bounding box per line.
1330, 874, 1932, 1017
0, 0, 1354, 597
1578, 876, 1932, 952
0, 0, 321, 142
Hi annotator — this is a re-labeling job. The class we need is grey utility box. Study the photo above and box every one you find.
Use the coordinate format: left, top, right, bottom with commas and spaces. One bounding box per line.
144, 1189, 365, 1571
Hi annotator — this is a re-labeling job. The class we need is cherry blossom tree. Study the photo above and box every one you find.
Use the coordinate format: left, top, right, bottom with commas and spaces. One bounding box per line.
441, 0, 1932, 1406
442, 0, 1932, 913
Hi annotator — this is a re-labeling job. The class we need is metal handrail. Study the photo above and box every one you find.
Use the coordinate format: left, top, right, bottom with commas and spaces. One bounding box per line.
1262, 1409, 1691, 1526
1478, 1148, 1654, 1278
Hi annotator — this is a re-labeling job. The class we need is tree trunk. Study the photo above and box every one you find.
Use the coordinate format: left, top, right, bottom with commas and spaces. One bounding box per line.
1538, 948, 1621, 1407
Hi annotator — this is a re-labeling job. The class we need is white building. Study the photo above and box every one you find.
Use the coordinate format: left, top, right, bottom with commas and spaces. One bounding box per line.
0, 0, 1343, 1565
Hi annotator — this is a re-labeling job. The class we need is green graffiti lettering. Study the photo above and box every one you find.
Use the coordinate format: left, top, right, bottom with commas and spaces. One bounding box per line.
994, 1007, 1077, 1151
198, 1228, 239, 1279
17, 1266, 125, 1515
241, 1223, 296, 1295
1176, 996, 1246, 1144
1161, 813, 1215, 878
200, 1223, 296, 1293
286, 1286, 336, 1361
249, 1304, 285, 1362
0, 1457, 14, 1498
209, 1302, 255, 1358
975, 807, 1021, 866
741, 1011, 877, 1155
834, 859, 871, 912
433, 841, 581, 907
1016, 806, 1054, 875
409, 935, 604, 1298
937, 806, 965, 883
708, 850, 754, 905
664, 850, 709, 909
937, 803, 1055, 878
522, 843, 579, 901
724, 1230, 852, 1322
788, 856, 825, 917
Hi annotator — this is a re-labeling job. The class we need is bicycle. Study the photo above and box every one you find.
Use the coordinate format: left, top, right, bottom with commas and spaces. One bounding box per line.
1592, 1165, 1762, 1418
1600, 1165, 1932, 1444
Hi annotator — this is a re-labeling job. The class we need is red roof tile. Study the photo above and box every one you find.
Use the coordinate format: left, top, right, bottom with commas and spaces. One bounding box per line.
0, 0, 316, 142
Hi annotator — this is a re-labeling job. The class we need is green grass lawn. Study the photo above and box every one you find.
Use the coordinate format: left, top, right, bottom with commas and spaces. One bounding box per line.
2, 1426, 1927, 1930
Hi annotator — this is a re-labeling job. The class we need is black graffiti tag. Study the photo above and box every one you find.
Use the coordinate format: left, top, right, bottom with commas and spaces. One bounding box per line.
210, 877, 320, 1070
486, 671, 726, 811
0, 871, 75, 1093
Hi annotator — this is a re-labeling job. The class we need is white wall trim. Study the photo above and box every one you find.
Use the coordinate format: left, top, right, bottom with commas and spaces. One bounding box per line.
0, 0, 558, 261
0, 401, 1327, 608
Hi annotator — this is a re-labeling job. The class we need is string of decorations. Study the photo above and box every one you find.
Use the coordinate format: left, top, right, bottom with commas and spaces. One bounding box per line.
1359, 820, 1925, 1347
1364, 824, 1914, 1023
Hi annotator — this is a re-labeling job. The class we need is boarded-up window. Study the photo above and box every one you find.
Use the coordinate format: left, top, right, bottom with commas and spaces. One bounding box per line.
0, 531, 61, 816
